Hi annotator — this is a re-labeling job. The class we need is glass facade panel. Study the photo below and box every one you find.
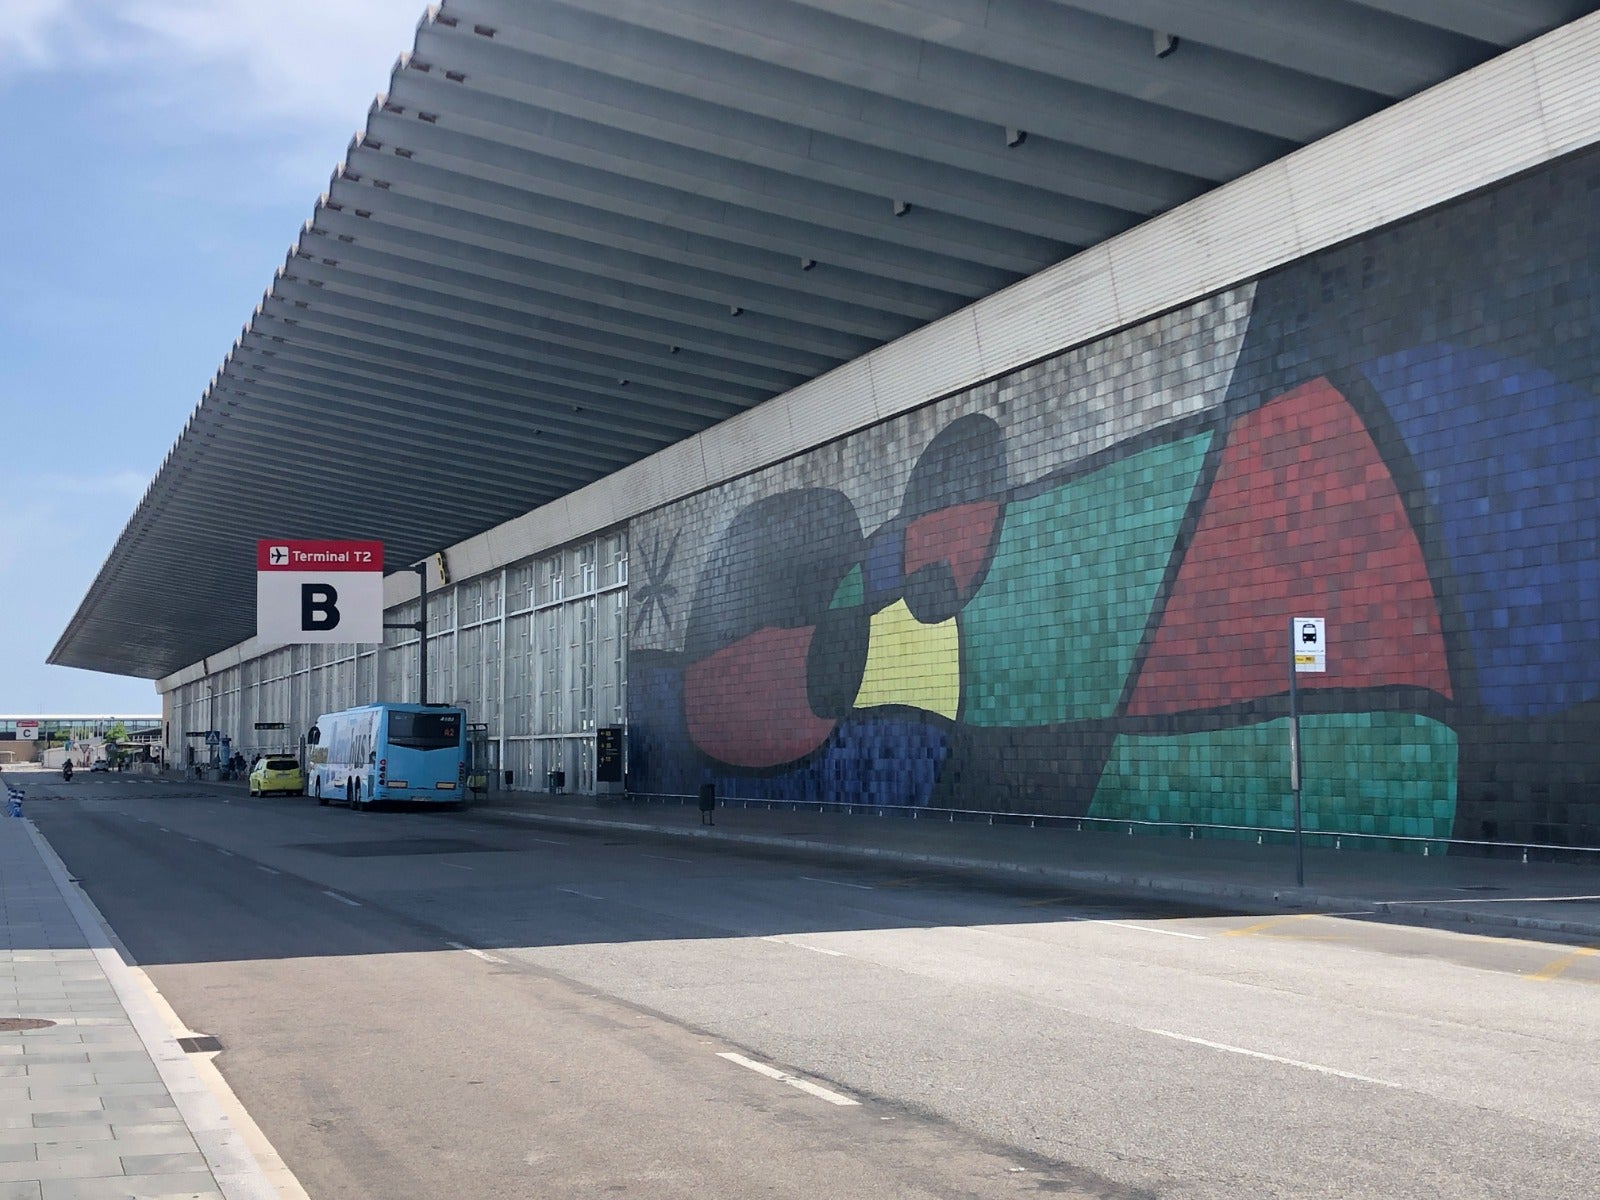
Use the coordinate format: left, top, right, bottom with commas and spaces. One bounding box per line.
155, 532, 624, 793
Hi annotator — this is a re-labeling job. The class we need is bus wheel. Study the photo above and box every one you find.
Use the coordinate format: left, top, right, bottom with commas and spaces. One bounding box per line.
315, 779, 328, 807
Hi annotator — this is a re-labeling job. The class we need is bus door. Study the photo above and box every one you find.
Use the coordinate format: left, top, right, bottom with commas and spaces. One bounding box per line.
465, 723, 493, 795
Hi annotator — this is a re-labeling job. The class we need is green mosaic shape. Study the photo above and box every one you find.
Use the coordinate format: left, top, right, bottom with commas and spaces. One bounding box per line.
830, 563, 863, 609
960, 433, 1211, 725
1089, 713, 1459, 847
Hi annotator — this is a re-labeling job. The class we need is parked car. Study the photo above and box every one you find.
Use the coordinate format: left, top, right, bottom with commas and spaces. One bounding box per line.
90, 759, 109, 772
249, 756, 306, 797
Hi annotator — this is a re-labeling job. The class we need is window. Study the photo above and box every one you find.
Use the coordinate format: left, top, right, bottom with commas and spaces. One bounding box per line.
388, 711, 461, 750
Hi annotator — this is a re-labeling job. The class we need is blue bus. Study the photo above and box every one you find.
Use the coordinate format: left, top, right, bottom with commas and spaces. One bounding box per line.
306, 703, 467, 811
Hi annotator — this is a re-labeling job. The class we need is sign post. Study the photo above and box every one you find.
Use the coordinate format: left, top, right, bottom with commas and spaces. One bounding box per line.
257, 540, 384, 645
1288, 617, 1326, 888
382, 563, 431, 705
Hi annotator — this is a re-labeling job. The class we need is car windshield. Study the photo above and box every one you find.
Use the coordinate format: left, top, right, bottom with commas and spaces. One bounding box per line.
265, 758, 299, 771
387, 711, 461, 751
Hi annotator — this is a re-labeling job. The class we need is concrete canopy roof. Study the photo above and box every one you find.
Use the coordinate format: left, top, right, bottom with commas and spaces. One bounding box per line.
50, 0, 1594, 679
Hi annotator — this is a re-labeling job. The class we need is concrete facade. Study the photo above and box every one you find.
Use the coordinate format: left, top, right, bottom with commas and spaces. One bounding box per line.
158, 19, 1600, 849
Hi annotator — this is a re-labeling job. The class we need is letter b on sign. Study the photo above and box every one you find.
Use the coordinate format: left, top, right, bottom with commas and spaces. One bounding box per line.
302, 584, 341, 631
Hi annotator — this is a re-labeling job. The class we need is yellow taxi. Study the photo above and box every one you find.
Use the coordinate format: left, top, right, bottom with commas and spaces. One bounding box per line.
248, 756, 306, 797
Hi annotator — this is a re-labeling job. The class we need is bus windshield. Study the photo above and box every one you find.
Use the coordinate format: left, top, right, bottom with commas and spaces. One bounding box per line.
388, 710, 461, 751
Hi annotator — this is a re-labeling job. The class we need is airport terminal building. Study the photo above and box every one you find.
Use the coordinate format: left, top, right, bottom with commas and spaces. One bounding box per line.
51, 3, 1600, 852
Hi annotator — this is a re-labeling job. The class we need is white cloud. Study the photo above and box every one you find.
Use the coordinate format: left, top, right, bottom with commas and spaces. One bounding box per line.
2, 0, 425, 126
0, 0, 79, 67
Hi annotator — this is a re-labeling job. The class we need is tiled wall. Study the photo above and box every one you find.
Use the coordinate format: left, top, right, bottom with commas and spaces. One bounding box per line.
627, 146, 1600, 851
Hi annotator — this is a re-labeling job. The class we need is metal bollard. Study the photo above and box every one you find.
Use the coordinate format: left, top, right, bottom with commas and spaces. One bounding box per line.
6, 790, 22, 819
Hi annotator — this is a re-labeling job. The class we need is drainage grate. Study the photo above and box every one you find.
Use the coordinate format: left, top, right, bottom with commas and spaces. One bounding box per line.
0, 1018, 56, 1032
178, 1035, 223, 1053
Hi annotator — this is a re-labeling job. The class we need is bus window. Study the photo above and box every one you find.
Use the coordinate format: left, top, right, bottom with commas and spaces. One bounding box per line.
388, 710, 461, 750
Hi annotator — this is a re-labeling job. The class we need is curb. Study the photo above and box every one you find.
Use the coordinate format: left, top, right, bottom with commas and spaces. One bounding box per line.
475, 806, 1600, 940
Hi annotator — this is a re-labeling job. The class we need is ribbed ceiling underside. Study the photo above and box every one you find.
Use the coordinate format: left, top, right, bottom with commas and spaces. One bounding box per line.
51, 0, 1593, 678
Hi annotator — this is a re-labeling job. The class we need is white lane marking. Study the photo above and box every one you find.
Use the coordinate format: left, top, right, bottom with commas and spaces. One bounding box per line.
717, 1052, 859, 1106
763, 936, 845, 957
257, 866, 280, 876
157, 828, 171, 833
442, 863, 474, 871
321, 890, 362, 907
1101, 920, 1207, 940
1144, 1028, 1402, 1089
800, 875, 875, 891
446, 940, 509, 965
217, 849, 235, 857
559, 887, 605, 900
523, 836, 570, 846
642, 853, 693, 863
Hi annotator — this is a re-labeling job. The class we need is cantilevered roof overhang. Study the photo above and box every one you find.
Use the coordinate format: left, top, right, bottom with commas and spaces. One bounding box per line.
51, 0, 1596, 679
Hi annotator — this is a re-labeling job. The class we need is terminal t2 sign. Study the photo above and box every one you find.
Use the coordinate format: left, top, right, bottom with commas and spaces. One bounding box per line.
256, 540, 384, 645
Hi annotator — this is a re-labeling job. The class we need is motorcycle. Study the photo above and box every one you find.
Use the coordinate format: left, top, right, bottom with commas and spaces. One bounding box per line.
62, 762, 74, 782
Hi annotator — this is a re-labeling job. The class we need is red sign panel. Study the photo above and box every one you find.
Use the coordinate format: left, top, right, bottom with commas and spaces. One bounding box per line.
256, 540, 383, 572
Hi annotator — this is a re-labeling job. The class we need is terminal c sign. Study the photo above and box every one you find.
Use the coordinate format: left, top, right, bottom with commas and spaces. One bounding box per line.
256, 539, 384, 645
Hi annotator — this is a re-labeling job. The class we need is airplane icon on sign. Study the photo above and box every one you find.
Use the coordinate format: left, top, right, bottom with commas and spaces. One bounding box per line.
268, 545, 289, 566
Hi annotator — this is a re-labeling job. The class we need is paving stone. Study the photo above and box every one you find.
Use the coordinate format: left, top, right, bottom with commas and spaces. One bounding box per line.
116, 1155, 207, 1178
0, 1156, 120, 1183
38, 1136, 195, 1162
28, 1114, 113, 1131
30, 1084, 168, 1104
102, 1127, 187, 1144
39, 1173, 221, 1199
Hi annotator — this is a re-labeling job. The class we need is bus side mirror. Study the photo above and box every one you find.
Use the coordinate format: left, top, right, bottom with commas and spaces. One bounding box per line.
307, 727, 321, 745
369, 751, 377, 764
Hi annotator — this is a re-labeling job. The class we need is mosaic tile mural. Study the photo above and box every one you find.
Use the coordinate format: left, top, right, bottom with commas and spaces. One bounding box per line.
628, 146, 1600, 851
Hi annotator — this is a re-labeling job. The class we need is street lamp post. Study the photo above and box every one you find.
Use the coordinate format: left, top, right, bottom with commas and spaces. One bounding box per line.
383, 562, 430, 705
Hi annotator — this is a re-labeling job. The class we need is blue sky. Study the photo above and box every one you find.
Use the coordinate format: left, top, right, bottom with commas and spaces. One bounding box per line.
0, 1, 424, 713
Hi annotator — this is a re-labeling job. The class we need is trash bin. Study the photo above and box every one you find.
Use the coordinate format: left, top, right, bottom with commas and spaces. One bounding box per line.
547, 769, 565, 794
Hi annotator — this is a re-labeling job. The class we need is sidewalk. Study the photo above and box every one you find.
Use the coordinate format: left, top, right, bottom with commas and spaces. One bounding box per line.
1, 781, 276, 1200
471, 788, 1600, 940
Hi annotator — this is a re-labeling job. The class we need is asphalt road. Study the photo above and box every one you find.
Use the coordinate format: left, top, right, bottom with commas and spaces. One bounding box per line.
23, 774, 1600, 1199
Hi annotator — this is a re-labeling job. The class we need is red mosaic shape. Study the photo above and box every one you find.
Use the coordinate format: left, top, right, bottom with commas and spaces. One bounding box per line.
904, 501, 1002, 598
684, 626, 836, 767
1126, 377, 1451, 714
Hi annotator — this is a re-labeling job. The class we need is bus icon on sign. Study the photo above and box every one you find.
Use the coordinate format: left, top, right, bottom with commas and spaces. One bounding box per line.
1301, 623, 1319, 644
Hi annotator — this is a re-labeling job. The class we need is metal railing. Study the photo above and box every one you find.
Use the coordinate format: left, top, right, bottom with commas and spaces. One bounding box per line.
620, 791, 1600, 864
